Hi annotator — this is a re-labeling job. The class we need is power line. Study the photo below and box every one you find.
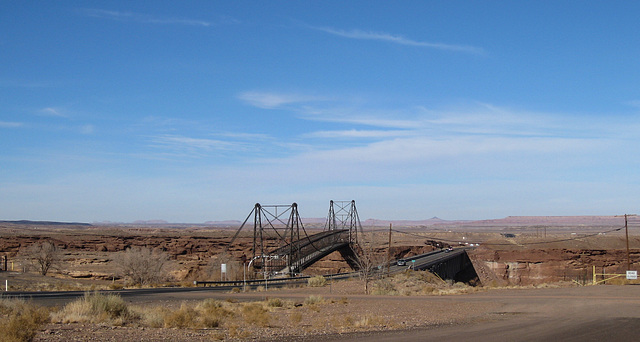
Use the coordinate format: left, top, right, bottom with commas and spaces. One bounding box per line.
387, 226, 626, 247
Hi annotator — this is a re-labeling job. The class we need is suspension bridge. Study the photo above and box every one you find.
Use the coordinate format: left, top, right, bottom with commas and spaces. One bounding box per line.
227, 200, 478, 283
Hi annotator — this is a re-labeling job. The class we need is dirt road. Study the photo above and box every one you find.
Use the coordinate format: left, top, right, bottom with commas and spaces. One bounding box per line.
30, 284, 640, 341
298, 285, 640, 342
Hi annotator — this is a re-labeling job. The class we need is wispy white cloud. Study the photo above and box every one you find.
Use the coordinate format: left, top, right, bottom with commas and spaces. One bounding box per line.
79, 9, 219, 27
238, 91, 323, 109
151, 135, 241, 153
0, 121, 23, 128
313, 26, 484, 54
304, 129, 413, 139
39, 107, 68, 118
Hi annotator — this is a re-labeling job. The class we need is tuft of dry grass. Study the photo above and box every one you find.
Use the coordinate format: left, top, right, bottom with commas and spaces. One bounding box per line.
51, 292, 136, 326
307, 275, 327, 287
241, 303, 271, 327
138, 298, 234, 329
354, 315, 385, 328
266, 297, 284, 308
290, 311, 303, 324
304, 295, 325, 305
0, 298, 49, 342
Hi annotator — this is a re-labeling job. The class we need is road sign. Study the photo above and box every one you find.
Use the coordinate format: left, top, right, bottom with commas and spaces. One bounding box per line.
626, 270, 637, 280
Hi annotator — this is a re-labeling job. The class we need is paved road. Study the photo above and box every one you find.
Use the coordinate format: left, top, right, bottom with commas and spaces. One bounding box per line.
390, 248, 465, 273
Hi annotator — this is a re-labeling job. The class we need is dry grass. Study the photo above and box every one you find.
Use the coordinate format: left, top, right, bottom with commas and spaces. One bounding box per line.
138, 298, 235, 329
241, 303, 271, 327
370, 270, 482, 296
0, 298, 49, 342
51, 292, 137, 326
304, 295, 325, 305
307, 275, 327, 287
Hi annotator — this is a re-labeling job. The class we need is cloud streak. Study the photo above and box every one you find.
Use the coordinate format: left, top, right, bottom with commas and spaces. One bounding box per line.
238, 91, 324, 109
40, 107, 68, 118
80, 9, 216, 27
313, 26, 484, 54
0, 121, 23, 128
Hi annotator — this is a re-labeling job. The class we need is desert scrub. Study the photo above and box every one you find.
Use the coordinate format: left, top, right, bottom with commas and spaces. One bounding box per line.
289, 311, 303, 324
304, 295, 325, 305
196, 298, 234, 327
242, 303, 271, 327
52, 292, 136, 325
307, 275, 327, 287
354, 315, 386, 328
163, 303, 199, 329
371, 279, 397, 295
0, 298, 49, 342
157, 299, 234, 329
266, 297, 284, 308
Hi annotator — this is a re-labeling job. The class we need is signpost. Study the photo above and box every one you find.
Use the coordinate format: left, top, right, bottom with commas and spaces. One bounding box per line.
626, 270, 637, 280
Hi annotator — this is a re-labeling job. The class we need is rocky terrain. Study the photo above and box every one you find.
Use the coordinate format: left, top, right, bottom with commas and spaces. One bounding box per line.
0, 218, 638, 288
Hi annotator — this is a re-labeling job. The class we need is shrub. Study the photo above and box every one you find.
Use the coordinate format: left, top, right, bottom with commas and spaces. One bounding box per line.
0, 298, 49, 342
196, 299, 234, 328
137, 306, 166, 328
290, 312, 303, 324
354, 315, 385, 328
18, 240, 63, 276
163, 303, 198, 329
307, 275, 327, 287
140, 299, 234, 329
266, 297, 284, 308
114, 246, 170, 286
371, 279, 397, 295
52, 292, 135, 325
242, 303, 270, 327
304, 295, 324, 305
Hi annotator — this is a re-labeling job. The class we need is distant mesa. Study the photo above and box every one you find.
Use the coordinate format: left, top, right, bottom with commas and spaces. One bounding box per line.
132, 220, 169, 225
204, 220, 242, 226
0, 220, 91, 226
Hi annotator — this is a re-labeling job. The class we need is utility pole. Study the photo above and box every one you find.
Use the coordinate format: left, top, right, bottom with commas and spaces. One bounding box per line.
387, 223, 392, 275
615, 214, 636, 271
625, 214, 631, 271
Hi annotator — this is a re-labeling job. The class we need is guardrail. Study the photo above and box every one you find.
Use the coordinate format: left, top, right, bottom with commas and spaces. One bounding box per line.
193, 272, 356, 287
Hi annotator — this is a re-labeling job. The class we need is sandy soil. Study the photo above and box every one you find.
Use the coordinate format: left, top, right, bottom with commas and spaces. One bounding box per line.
24, 279, 640, 342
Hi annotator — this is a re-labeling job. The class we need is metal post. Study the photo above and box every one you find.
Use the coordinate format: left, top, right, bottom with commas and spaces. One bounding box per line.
625, 214, 631, 271
387, 223, 392, 276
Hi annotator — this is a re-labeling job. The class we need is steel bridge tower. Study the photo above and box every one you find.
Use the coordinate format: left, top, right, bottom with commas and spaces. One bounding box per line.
324, 200, 364, 245
229, 203, 304, 276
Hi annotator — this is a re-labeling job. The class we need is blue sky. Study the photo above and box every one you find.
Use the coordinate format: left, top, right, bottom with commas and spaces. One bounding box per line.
2, 2, 640, 222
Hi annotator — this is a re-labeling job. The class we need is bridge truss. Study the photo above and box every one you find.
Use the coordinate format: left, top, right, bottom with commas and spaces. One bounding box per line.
324, 200, 364, 245
229, 200, 364, 277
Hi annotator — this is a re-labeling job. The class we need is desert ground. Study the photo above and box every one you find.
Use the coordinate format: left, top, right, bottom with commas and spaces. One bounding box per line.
1, 217, 640, 341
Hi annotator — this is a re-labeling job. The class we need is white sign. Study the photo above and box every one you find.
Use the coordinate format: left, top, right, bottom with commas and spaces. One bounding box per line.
221, 264, 227, 273
626, 270, 637, 280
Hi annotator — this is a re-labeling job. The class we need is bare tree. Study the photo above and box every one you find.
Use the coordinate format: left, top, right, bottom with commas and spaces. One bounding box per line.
115, 246, 170, 286
352, 245, 383, 294
19, 240, 63, 275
